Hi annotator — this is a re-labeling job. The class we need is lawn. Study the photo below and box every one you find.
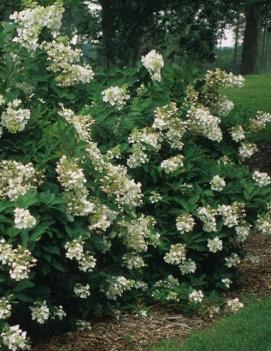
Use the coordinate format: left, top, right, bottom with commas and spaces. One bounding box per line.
222, 74, 271, 142
222, 74, 271, 114
151, 297, 271, 351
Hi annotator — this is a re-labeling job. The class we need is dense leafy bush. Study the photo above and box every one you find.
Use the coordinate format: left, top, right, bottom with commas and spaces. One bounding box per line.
0, 3, 271, 350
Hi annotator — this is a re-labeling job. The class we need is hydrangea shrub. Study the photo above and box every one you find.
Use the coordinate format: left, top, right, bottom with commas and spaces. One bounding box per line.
0, 3, 270, 350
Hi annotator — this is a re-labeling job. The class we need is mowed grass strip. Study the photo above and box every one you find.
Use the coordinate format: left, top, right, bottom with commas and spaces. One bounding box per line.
222, 74, 271, 142
151, 297, 271, 351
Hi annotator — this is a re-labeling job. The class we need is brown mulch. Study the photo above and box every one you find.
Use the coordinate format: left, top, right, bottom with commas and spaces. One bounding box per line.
247, 143, 271, 173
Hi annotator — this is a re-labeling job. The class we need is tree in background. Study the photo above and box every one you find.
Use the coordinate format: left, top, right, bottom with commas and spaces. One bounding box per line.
241, 0, 271, 74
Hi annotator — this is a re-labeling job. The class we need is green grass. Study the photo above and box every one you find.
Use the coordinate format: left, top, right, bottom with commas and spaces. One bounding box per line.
221, 74, 271, 142
222, 74, 271, 114
151, 297, 271, 351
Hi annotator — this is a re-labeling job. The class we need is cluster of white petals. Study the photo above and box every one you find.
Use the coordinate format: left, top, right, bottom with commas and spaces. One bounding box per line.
10, 4, 63, 51
30, 301, 49, 324
217, 202, 245, 228
45, 40, 94, 86
14, 208, 36, 230
141, 50, 164, 81
57, 155, 95, 216
0, 160, 39, 200
65, 239, 96, 272
102, 86, 130, 110
189, 290, 204, 303
187, 105, 222, 142
1, 325, 30, 351
106, 276, 135, 300
1, 100, 31, 134
207, 237, 223, 253
252, 171, 271, 187
210, 175, 226, 192
0, 239, 37, 281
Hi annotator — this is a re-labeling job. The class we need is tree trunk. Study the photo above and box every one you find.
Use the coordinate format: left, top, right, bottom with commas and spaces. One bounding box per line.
241, 3, 261, 75
232, 13, 241, 73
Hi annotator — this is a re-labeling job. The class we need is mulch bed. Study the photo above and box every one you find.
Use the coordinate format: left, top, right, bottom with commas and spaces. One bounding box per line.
32, 145, 271, 351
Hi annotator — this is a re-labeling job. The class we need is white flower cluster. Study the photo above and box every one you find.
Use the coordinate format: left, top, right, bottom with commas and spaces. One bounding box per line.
161, 154, 184, 174
51, 305, 66, 320
205, 69, 245, 88
122, 253, 145, 270
120, 215, 157, 253
0, 239, 37, 281
0, 297, 12, 320
30, 301, 49, 324
106, 276, 135, 300
239, 142, 258, 160
149, 191, 162, 204
141, 50, 164, 81
14, 208, 36, 230
230, 125, 245, 142
179, 259, 197, 275
189, 290, 204, 303
74, 283, 91, 298
217, 202, 245, 228
0, 160, 38, 200
1, 325, 30, 351
102, 86, 130, 110
226, 298, 244, 312
1, 99, 31, 134
59, 106, 95, 143
252, 171, 271, 187
222, 278, 232, 289
89, 204, 117, 232
0, 95, 5, 105
235, 222, 251, 242
101, 163, 143, 208
128, 127, 161, 168
198, 206, 217, 232
65, 239, 96, 273
164, 243, 186, 265
207, 237, 223, 253
187, 106, 222, 142
84, 1, 102, 16
250, 111, 271, 132
216, 96, 234, 116
153, 103, 187, 150
256, 212, 271, 235
45, 40, 94, 87
210, 175, 226, 192
225, 253, 241, 268
56, 155, 95, 216
176, 213, 195, 234
10, 4, 64, 51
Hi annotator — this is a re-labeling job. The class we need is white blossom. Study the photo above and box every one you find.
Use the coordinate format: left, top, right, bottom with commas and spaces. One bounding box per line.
14, 208, 36, 230
210, 175, 226, 192
102, 86, 130, 110
1, 325, 30, 351
30, 301, 49, 324
207, 237, 223, 253
141, 50, 164, 81
252, 171, 271, 187
189, 290, 204, 303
